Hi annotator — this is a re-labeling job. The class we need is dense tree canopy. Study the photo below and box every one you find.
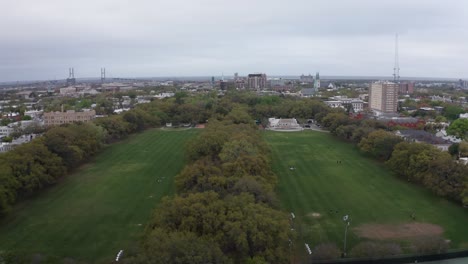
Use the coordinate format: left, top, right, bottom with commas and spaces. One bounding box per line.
131, 107, 291, 263
44, 123, 105, 168
387, 142, 468, 202
358, 130, 403, 161
0, 90, 466, 262
147, 192, 290, 263
447, 118, 468, 140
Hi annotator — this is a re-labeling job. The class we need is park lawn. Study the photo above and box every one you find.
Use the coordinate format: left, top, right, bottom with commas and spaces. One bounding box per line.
0, 128, 199, 263
265, 131, 468, 258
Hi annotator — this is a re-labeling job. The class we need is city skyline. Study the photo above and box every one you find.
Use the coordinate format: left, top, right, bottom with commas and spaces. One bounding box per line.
1, 0, 468, 82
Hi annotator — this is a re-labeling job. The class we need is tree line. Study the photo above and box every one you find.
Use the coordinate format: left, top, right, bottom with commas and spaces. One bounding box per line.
0, 95, 219, 217
0, 109, 154, 217
123, 107, 292, 264
1, 91, 466, 261
0, 91, 259, 218
314, 109, 468, 206
214, 92, 468, 208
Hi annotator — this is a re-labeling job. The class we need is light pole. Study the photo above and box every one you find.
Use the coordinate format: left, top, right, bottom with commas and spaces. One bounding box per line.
343, 215, 350, 257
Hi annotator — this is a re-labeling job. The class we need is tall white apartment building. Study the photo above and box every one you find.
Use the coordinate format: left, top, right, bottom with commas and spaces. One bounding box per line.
369, 81, 398, 114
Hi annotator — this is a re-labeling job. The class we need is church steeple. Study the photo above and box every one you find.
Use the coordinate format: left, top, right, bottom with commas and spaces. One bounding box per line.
314, 72, 320, 89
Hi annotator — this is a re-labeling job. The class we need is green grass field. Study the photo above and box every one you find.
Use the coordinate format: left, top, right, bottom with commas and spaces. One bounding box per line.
0, 128, 198, 263
265, 131, 468, 258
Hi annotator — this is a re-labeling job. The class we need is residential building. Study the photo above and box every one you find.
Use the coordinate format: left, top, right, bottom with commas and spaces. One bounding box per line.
459, 79, 468, 89
395, 130, 452, 151
247, 73, 267, 90
300, 74, 314, 83
24, 110, 43, 119
300, 88, 316, 98
324, 100, 342, 108
219, 80, 228, 90
341, 98, 364, 112
399, 82, 414, 94
430, 95, 452, 103
60, 87, 77, 95
0, 143, 15, 153
7, 120, 41, 129
324, 96, 364, 112
359, 94, 369, 101
270, 78, 294, 91
43, 110, 95, 126
435, 129, 462, 143
270, 78, 287, 87
0, 126, 14, 137
369, 81, 398, 114
154, 92, 175, 99
235, 78, 245, 89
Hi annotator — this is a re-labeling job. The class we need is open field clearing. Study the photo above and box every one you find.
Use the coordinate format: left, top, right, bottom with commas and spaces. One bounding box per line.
265, 131, 468, 259
0, 129, 198, 263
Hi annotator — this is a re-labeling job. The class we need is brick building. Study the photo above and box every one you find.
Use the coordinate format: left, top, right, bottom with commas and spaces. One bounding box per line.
247, 73, 267, 90
43, 110, 95, 126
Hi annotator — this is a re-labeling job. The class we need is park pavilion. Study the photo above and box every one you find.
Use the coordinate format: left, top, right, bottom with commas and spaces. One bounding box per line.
268, 118, 303, 131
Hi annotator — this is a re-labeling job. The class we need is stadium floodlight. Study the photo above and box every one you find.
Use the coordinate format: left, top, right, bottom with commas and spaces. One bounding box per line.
343, 215, 350, 257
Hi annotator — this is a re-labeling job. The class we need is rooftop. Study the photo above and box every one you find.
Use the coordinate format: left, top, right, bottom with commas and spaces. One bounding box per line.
396, 130, 452, 145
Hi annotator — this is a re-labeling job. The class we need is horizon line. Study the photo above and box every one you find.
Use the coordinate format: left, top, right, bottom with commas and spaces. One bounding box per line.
1, 74, 466, 85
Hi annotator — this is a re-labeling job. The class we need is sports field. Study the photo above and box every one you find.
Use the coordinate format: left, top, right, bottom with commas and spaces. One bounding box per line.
265, 131, 468, 258
0, 128, 198, 263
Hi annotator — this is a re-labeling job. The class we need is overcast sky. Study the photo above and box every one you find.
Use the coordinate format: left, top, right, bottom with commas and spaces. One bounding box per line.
1, 0, 467, 82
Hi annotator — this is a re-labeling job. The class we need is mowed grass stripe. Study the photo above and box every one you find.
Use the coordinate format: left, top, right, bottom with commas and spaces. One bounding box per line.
0, 129, 198, 263
265, 131, 468, 252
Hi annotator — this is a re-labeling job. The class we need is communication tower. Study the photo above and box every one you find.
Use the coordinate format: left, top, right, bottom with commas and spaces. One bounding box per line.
101, 68, 106, 83
393, 34, 400, 85
66, 67, 76, 86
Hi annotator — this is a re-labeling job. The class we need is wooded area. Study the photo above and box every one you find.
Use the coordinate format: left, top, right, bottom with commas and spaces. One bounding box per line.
122, 108, 292, 263
0, 91, 467, 262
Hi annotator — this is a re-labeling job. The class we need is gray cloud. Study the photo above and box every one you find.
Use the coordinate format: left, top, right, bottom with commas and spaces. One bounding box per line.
1, 0, 467, 81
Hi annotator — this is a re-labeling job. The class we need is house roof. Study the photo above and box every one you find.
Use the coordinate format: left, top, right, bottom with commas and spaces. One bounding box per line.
301, 88, 315, 95
381, 117, 420, 124
397, 129, 452, 145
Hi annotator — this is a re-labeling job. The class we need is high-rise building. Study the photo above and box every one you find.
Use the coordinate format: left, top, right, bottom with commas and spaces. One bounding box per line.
300, 74, 314, 83
219, 80, 228, 90
247, 73, 267, 90
459, 79, 468, 90
369, 81, 399, 113
399, 82, 414, 94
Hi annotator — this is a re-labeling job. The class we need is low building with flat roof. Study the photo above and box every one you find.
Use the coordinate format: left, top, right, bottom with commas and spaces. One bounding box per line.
268, 118, 303, 131
43, 110, 95, 126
